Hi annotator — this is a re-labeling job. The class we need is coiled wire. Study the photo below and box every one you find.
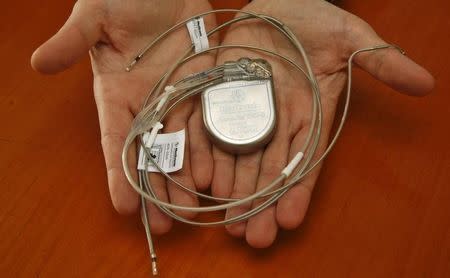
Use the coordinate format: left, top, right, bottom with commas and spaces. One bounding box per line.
121, 9, 404, 275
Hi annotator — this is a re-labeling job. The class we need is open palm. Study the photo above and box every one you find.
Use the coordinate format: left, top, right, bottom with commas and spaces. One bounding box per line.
31, 0, 218, 234
210, 0, 434, 248
32, 0, 434, 248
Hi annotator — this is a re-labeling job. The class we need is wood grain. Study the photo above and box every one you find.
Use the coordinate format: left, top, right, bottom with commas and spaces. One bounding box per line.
0, 0, 449, 277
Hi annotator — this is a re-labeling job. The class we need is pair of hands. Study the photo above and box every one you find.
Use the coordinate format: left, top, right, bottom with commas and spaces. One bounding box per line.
31, 0, 434, 248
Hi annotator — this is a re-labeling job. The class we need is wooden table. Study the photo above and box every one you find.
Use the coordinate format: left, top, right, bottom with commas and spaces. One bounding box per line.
1, 0, 449, 277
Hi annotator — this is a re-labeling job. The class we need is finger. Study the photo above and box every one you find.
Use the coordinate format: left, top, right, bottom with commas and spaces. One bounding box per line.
211, 146, 235, 199
95, 89, 139, 215
145, 173, 173, 235
276, 94, 338, 230
225, 151, 263, 238
31, 1, 103, 74
163, 112, 199, 219
245, 131, 291, 248
275, 128, 315, 230
349, 18, 434, 96
188, 99, 213, 191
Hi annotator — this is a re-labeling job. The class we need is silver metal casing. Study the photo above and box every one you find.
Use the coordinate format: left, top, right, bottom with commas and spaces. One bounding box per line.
202, 79, 276, 154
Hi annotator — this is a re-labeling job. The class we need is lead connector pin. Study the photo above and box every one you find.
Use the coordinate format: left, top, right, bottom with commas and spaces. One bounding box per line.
151, 258, 158, 276
125, 55, 143, 72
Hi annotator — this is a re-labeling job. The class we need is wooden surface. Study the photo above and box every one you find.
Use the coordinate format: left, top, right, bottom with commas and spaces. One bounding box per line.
1, 0, 449, 277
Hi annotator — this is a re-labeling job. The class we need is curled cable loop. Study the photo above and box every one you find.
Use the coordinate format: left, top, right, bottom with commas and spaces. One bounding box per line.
121, 9, 405, 275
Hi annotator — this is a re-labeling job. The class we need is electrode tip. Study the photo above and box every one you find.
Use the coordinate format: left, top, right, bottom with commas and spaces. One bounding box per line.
152, 261, 158, 276
126, 59, 138, 72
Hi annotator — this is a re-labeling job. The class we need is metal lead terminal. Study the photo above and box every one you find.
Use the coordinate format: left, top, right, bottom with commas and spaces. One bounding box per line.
151, 258, 158, 276
126, 55, 142, 72
139, 181, 159, 276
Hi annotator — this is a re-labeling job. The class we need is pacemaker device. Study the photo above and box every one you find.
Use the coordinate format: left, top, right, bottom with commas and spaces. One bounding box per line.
202, 58, 276, 154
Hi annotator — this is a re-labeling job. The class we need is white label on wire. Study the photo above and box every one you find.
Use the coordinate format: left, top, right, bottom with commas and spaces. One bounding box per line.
137, 129, 185, 173
186, 17, 209, 53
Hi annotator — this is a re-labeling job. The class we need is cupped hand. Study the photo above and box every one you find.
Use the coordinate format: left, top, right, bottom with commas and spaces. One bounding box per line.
211, 0, 434, 248
31, 0, 218, 234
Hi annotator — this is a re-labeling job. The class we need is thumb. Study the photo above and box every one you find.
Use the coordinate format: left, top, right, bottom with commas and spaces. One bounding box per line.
350, 20, 435, 96
31, 1, 103, 74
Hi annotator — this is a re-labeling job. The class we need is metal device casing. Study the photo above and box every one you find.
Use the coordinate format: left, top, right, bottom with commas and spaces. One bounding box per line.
202, 76, 276, 154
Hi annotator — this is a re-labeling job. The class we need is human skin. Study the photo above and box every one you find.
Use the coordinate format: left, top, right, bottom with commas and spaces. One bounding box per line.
31, 0, 434, 248
32, 0, 218, 235
210, 0, 434, 248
